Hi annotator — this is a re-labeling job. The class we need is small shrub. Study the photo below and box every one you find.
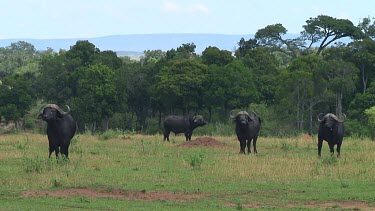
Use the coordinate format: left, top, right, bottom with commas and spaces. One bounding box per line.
98, 129, 122, 140
24, 118, 36, 130
236, 203, 244, 210
189, 152, 205, 169
312, 160, 322, 175
15, 138, 30, 150
321, 156, 338, 165
56, 156, 70, 165
281, 142, 290, 151
51, 178, 63, 187
341, 181, 350, 188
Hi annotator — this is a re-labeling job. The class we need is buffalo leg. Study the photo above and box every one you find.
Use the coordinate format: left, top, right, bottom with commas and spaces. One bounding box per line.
60, 144, 69, 159
246, 139, 252, 154
328, 142, 335, 156
317, 137, 323, 157
49, 147, 54, 158
253, 137, 258, 154
239, 139, 246, 154
336, 142, 342, 158
163, 131, 171, 141
54, 147, 60, 158
185, 132, 191, 141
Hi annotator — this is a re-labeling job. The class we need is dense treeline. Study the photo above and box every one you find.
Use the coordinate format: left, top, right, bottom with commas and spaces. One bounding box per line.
1, 15, 375, 137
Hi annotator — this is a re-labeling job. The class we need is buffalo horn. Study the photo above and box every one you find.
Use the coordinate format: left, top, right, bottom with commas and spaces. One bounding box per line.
230, 110, 236, 119
317, 113, 324, 122
250, 111, 258, 117
45, 104, 71, 116
330, 113, 344, 123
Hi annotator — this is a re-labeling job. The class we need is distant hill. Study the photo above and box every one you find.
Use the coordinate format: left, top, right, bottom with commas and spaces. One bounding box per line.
0, 34, 255, 56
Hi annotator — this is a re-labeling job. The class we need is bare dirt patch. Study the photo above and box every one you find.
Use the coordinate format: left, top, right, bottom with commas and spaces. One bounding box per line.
225, 200, 375, 210
178, 137, 229, 148
300, 133, 312, 141
21, 186, 205, 202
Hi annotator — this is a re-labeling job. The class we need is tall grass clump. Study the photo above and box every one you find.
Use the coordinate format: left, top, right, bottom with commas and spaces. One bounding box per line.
22, 156, 52, 173
139, 139, 162, 155
69, 135, 84, 155
98, 129, 122, 140
15, 136, 30, 150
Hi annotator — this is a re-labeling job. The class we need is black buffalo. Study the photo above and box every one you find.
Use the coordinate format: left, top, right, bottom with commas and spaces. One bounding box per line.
163, 115, 207, 141
231, 110, 261, 154
38, 104, 77, 159
317, 113, 345, 157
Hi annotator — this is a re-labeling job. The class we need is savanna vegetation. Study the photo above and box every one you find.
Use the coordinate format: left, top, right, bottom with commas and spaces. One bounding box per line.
1, 15, 375, 137
1, 14, 375, 210
0, 133, 375, 210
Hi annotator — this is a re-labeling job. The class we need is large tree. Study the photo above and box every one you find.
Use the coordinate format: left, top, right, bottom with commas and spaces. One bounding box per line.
0, 72, 37, 127
235, 38, 258, 59
301, 15, 363, 55
240, 47, 279, 103
201, 46, 234, 66
204, 60, 260, 119
72, 64, 118, 132
277, 55, 329, 133
152, 59, 208, 114
357, 17, 375, 39
0, 41, 39, 78
346, 38, 375, 94
255, 24, 301, 58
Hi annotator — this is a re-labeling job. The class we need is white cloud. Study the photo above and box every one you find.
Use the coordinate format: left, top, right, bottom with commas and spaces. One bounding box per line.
188, 3, 210, 15
162, 0, 180, 13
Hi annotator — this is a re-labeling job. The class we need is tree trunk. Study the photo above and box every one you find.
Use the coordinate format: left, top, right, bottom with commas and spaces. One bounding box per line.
158, 110, 162, 128
208, 107, 212, 122
102, 117, 109, 131
308, 103, 313, 136
297, 86, 300, 130
336, 90, 343, 117
362, 63, 367, 94
93, 122, 97, 134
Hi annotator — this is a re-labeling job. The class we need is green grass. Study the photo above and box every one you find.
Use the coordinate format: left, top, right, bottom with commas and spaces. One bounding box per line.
0, 133, 375, 210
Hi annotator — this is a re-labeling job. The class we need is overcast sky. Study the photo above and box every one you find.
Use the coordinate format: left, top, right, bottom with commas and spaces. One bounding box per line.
0, 0, 373, 39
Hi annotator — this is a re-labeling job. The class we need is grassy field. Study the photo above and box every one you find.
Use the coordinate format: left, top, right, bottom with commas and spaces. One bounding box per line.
0, 132, 375, 210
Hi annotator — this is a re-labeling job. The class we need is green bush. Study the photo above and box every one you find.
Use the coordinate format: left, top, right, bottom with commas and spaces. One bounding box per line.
144, 117, 162, 135
23, 117, 36, 130
98, 129, 122, 140
344, 119, 372, 138
194, 122, 233, 136
189, 152, 206, 169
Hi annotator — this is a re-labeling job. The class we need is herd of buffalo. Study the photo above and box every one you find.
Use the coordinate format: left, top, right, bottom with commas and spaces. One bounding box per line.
37, 104, 345, 159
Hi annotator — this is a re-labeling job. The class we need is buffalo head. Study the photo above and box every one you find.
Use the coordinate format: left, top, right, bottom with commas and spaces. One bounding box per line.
38, 104, 71, 121
230, 110, 258, 125
317, 113, 345, 129
192, 115, 208, 127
